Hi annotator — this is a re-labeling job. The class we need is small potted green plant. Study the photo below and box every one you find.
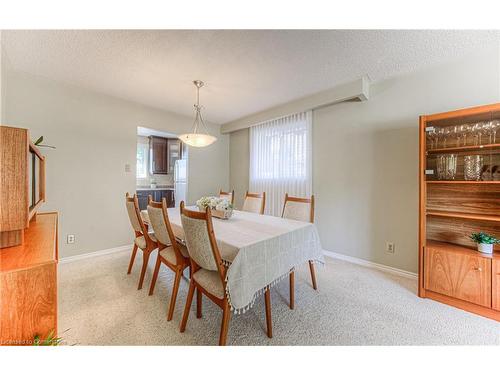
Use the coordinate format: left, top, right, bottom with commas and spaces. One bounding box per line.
469, 232, 499, 254
32, 330, 63, 346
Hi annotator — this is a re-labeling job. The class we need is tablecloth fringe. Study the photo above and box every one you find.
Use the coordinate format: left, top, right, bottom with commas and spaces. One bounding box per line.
225, 259, 324, 315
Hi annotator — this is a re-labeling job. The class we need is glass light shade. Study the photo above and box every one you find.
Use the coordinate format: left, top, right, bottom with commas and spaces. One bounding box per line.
178, 133, 217, 148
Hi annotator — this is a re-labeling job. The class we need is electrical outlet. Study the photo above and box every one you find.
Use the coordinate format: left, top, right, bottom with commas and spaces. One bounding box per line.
386, 242, 395, 254
67, 234, 75, 244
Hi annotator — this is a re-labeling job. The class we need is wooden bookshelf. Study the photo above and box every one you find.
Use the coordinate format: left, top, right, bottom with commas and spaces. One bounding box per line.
419, 103, 500, 321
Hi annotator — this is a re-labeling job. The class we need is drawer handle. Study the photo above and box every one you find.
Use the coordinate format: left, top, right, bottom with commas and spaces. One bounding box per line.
473, 267, 482, 272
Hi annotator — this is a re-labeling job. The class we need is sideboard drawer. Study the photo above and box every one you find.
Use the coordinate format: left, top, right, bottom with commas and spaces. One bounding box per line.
424, 246, 491, 307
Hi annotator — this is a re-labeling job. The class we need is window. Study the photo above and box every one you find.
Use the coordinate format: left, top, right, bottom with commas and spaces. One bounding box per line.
136, 141, 149, 179
249, 111, 312, 216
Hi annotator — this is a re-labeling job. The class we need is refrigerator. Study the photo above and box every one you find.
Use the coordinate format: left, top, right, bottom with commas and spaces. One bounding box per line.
174, 159, 187, 207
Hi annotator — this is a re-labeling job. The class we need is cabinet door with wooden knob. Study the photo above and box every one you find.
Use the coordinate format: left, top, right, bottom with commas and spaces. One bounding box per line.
493, 259, 500, 311
424, 246, 491, 307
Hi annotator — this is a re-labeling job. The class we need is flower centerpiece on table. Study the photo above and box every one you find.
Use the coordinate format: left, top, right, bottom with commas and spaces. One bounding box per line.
196, 196, 234, 219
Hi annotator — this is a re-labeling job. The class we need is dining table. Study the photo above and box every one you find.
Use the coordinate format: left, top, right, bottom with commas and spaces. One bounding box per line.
141, 207, 324, 314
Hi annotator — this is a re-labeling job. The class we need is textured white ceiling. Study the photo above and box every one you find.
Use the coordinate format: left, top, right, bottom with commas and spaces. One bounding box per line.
2, 30, 499, 124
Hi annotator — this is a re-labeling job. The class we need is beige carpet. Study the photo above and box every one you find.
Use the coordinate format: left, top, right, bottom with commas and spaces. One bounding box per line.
58, 249, 500, 345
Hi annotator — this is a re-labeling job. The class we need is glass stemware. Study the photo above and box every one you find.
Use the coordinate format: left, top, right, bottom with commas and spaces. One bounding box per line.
464, 124, 474, 146
458, 124, 468, 146
437, 127, 446, 149
483, 121, 493, 144
479, 121, 489, 145
443, 126, 452, 148
450, 125, 458, 147
471, 122, 482, 145
427, 128, 437, 149
490, 119, 500, 144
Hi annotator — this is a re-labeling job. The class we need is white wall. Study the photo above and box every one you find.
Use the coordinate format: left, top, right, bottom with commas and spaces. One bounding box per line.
3, 70, 229, 258
230, 47, 500, 273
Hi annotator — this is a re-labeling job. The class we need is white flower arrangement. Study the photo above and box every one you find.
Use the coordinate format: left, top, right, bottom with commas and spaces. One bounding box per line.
196, 196, 234, 219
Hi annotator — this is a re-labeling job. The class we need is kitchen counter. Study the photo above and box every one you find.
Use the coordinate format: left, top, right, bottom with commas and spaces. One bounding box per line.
136, 188, 175, 209
136, 186, 174, 191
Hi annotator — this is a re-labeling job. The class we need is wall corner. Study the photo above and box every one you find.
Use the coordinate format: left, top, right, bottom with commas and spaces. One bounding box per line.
359, 75, 370, 101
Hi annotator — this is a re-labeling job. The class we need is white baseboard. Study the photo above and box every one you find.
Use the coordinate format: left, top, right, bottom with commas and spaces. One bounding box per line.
323, 250, 417, 280
59, 245, 132, 264
59, 244, 417, 280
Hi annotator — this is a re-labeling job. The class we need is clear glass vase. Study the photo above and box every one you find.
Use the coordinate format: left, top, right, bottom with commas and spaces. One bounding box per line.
436, 154, 457, 180
464, 155, 484, 181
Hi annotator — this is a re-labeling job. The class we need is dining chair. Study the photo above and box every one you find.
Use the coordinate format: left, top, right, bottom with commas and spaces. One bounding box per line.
219, 189, 235, 205
241, 191, 266, 214
178, 201, 273, 345
281, 193, 317, 310
125, 193, 158, 290
147, 197, 190, 321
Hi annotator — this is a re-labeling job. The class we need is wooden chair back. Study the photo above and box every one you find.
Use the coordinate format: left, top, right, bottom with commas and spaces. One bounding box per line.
242, 191, 266, 214
219, 189, 234, 205
281, 193, 315, 223
180, 201, 226, 283
147, 197, 185, 265
125, 193, 149, 236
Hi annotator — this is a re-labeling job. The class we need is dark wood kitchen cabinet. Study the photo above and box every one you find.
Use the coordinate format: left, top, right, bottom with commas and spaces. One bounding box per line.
136, 189, 174, 210
136, 190, 149, 210
149, 136, 183, 175
149, 136, 168, 174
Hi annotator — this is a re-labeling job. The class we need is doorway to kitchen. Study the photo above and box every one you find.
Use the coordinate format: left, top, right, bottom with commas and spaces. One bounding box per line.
136, 126, 187, 210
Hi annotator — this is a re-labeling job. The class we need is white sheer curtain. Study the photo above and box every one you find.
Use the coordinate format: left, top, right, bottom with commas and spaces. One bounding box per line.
249, 111, 312, 216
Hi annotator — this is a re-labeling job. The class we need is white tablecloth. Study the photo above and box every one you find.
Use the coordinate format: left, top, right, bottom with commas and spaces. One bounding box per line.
142, 207, 324, 313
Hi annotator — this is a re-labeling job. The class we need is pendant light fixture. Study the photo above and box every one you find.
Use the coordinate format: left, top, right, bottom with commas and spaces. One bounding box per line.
179, 80, 217, 148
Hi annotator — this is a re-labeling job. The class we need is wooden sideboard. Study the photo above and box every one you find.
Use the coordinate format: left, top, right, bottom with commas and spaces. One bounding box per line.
0, 212, 58, 345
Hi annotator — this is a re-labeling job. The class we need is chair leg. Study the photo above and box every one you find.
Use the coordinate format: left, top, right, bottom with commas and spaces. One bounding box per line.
264, 287, 273, 338
289, 271, 295, 310
219, 301, 232, 346
148, 255, 162, 296
127, 244, 138, 274
196, 289, 202, 319
167, 269, 182, 321
309, 260, 318, 290
137, 250, 150, 290
180, 280, 196, 332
